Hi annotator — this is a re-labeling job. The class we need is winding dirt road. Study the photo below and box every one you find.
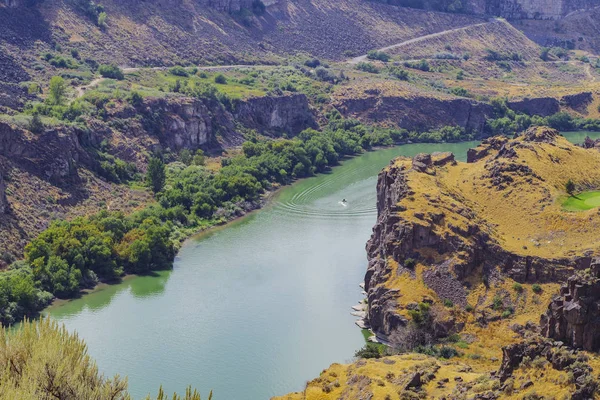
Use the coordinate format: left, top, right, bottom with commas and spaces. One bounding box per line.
347, 19, 496, 64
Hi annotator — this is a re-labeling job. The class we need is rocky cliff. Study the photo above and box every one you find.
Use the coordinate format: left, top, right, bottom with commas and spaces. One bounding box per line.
101, 93, 315, 160
364, 127, 600, 342
333, 84, 494, 134
0, 122, 86, 183
541, 260, 600, 351
233, 94, 317, 136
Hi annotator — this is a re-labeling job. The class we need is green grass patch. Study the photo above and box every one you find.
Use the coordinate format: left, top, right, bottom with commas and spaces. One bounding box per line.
562, 191, 600, 211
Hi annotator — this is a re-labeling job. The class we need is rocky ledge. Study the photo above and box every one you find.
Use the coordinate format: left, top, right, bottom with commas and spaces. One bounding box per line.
365, 127, 600, 342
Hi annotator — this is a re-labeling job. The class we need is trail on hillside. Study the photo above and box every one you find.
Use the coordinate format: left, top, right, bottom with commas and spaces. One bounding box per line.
347, 19, 497, 64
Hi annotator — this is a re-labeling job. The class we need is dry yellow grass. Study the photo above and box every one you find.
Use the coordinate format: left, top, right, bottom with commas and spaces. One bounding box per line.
393, 132, 600, 259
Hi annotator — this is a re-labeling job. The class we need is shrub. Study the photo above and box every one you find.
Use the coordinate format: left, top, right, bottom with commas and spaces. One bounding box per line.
127, 91, 143, 106
193, 149, 205, 166
27, 83, 41, 95
98, 64, 124, 80
456, 70, 464, 80
355, 343, 381, 359
387, 66, 409, 80
565, 179, 575, 195
304, 58, 321, 68
28, 113, 44, 134
251, 0, 266, 15
501, 309, 513, 319
214, 74, 227, 84
492, 295, 503, 310
439, 346, 458, 359
443, 299, 453, 308
366, 50, 390, 62
403, 258, 416, 268
465, 304, 474, 312
532, 283, 542, 294
169, 66, 189, 77
450, 87, 469, 97
97, 11, 107, 28
403, 59, 430, 72
314, 66, 336, 82
512, 282, 523, 293
70, 49, 80, 59
355, 62, 379, 74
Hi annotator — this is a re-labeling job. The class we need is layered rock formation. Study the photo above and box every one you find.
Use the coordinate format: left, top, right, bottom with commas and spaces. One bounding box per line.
0, 122, 86, 183
334, 89, 494, 134
105, 93, 315, 154
0, 173, 8, 214
507, 97, 560, 117
364, 127, 600, 341
233, 94, 317, 136
541, 261, 600, 351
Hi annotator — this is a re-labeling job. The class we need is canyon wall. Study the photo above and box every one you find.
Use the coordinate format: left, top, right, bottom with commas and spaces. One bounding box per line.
334, 94, 494, 134
364, 129, 596, 342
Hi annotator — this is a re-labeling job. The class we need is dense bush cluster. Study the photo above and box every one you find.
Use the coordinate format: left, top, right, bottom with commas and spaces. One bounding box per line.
485, 99, 600, 135
366, 50, 390, 62
98, 64, 124, 80
25, 212, 174, 295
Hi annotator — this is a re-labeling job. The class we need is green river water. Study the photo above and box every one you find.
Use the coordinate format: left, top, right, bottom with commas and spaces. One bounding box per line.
46, 131, 600, 399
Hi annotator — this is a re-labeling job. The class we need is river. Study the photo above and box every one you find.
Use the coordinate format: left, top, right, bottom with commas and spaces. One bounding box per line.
46, 131, 600, 399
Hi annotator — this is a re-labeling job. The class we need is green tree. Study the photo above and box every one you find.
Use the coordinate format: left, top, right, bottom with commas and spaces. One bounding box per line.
97, 11, 107, 28
28, 112, 44, 134
566, 179, 575, 195
147, 156, 166, 194
214, 74, 227, 84
47, 76, 67, 105
193, 149, 205, 166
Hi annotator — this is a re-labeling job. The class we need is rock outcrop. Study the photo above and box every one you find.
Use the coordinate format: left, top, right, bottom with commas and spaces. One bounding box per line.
499, 337, 598, 399
582, 136, 600, 149
233, 94, 317, 136
507, 97, 560, 117
364, 127, 600, 342
0, 173, 8, 214
107, 94, 315, 154
541, 261, 600, 351
335, 93, 493, 134
0, 122, 86, 183
561, 92, 594, 114
199, 0, 253, 12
